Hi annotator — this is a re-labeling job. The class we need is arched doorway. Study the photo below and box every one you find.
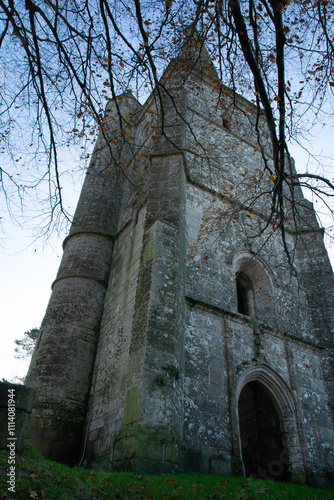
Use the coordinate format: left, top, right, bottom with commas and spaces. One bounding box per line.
238, 381, 289, 481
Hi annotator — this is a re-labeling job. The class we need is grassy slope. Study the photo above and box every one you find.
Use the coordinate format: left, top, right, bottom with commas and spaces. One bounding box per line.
1, 445, 333, 500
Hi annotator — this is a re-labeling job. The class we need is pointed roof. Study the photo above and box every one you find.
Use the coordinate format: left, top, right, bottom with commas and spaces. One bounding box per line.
160, 28, 220, 86
178, 28, 220, 79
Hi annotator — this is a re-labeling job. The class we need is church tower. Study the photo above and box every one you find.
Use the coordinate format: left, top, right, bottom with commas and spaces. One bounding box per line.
26, 35, 334, 487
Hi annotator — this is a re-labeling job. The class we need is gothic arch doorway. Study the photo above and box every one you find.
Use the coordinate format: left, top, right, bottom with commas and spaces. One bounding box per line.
238, 381, 288, 481
234, 364, 309, 481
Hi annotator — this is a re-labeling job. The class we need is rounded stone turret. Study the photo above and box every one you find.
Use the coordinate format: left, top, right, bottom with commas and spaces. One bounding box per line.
25, 92, 141, 462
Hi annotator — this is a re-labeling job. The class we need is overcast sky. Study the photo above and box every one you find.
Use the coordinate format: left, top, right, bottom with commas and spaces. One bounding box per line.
1, 136, 333, 384
1, 223, 66, 381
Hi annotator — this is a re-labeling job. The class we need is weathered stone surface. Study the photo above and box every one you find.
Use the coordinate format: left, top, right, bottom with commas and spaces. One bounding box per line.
0, 382, 35, 452
25, 35, 334, 487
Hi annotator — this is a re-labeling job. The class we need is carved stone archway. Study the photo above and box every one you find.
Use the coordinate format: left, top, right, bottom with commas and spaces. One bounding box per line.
235, 365, 306, 482
238, 381, 288, 480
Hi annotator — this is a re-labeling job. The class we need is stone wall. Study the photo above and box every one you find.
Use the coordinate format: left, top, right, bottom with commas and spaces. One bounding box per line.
25, 36, 334, 487
86, 207, 147, 458
0, 382, 35, 452
180, 80, 334, 484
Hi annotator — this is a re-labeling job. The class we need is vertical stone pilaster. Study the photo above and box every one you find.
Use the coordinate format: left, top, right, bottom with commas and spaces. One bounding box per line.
111, 153, 187, 472
223, 318, 245, 476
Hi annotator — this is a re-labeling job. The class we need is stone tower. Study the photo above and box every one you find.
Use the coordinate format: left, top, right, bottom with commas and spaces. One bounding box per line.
26, 36, 334, 487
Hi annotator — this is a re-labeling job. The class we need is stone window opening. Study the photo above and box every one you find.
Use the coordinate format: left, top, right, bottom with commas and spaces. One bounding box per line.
236, 271, 255, 317
234, 253, 275, 326
223, 117, 231, 129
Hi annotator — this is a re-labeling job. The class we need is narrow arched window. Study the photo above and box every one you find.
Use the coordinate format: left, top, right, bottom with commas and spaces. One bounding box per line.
234, 254, 275, 325
236, 271, 254, 316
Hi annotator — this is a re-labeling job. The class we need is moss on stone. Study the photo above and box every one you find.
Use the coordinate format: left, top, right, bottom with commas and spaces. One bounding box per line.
111, 422, 182, 473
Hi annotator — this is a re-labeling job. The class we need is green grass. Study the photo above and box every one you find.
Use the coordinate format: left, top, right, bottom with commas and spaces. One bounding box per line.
0, 445, 333, 499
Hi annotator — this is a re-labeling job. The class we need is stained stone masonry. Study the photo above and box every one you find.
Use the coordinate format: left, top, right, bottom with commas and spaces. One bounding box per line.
25, 36, 334, 487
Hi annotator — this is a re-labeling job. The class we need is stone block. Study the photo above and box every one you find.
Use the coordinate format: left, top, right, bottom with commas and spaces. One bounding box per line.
0, 382, 35, 452
26, 438, 53, 456
26, 427, 44, 441
43, 428, 60, 441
